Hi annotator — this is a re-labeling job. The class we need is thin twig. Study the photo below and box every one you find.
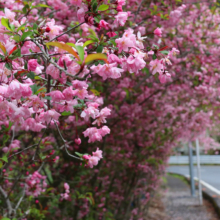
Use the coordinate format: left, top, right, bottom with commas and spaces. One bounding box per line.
49, 22, 85, 42
0, 186, 14, 216
54, 122, 82, 160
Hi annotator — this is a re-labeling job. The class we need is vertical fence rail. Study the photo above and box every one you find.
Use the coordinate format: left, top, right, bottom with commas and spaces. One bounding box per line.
188, 141, 195, 196
196, 139, 203, 205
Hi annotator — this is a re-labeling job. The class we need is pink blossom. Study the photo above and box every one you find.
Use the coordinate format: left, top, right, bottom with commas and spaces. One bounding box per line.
81, 106, 99, 121
83, 126, 110, 143
106, 32, 117, 38
154, 27, 162, 37
70, 0, 82, 7
63, 87, 75, 100
87, 156, 99, 168
114, 12, 128, 26
99, 20, 109, 30
92, 63, 123, 80
45, 19, 63, 40
158, 70, 171, 84
64, 183, 70, 191
28, 59, 38, 71
75, 138, 81, 145
149, 59, 164, 75
93, 107, 111, 126
92, 148, 103, 159
48, 90, 65, 102
115, 36, 134, 53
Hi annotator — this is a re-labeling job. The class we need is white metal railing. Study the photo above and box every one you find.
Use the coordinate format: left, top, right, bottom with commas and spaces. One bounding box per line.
169, 155, 220, 164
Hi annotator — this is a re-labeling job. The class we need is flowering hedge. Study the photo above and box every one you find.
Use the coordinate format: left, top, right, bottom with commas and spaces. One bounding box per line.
0, 0, 219, 219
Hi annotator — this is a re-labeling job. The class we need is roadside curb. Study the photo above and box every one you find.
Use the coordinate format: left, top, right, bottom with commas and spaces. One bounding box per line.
168, 172, 220, 218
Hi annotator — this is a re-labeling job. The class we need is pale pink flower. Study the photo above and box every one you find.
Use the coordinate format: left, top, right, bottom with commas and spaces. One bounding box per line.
158, 70, 171, 84
45, 19, 63, 40
48, 90, 65, 102
149, 59, 164, 75
93, 107, 111, 126
92, 148, 103, 159
115, 37, 134, 53
114, 12, 128, 26
88, 156, 99, 168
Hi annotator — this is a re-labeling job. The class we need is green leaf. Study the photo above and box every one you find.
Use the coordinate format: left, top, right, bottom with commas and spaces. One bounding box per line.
27, 71, 35, 79
83, 40, 95, 48
17, 23, 27, 32
9, 24, 15, 32
30, 84, 38, 94
33, 4, 51, 8
75, 152, 83, 157
1, 18, 12, 31
92, 2, 98, 11
13, 35, 21, 42
160, 50, 169, 55
21, 31, 33, 41
5, 63, 11, 70
46, 42, 80, 60
96, 45, 103, 53
0, 161, 3, 169
85, 53, 107, 64
43, 96, 52, 100
45, 166, 53, 183
98, 4, 109, 11
75, 45, 84, 62
152, 54, 157, 60
2, 155, 8, 163
33, 23, 38, 30
61, 111, 72, 116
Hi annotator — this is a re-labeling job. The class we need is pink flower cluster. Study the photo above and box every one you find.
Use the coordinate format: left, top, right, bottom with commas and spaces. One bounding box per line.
82, 148, 103, 168
83, 126, 110, 143
60, 182, 70, 200
25, 171, 47, 197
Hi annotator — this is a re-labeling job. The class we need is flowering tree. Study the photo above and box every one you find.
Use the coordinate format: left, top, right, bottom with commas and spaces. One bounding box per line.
0, 0, 219, 219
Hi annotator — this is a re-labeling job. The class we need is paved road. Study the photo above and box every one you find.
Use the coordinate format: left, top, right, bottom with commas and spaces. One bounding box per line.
167, 166, 220, 190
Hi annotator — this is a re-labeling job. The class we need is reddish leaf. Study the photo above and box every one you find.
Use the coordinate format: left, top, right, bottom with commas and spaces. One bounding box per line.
9, 46, 17, 55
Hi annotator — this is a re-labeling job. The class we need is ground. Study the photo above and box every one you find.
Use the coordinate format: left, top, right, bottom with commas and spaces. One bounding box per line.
146, 175, 219, 220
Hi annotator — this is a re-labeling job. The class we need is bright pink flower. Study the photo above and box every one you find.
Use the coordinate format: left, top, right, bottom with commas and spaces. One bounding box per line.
75, 138, 81, 145
99, 20, 109, 30
116, 5, 123, 12
28, 59, 38, 71
106, 32, 117, 38
154, 27, 162, 37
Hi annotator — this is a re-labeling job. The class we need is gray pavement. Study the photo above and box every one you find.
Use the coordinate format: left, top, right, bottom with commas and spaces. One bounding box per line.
168, 166, 220, 190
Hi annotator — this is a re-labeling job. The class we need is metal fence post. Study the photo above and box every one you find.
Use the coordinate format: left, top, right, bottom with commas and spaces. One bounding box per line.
188, 141, 195, 196
196, 139, 203, 205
